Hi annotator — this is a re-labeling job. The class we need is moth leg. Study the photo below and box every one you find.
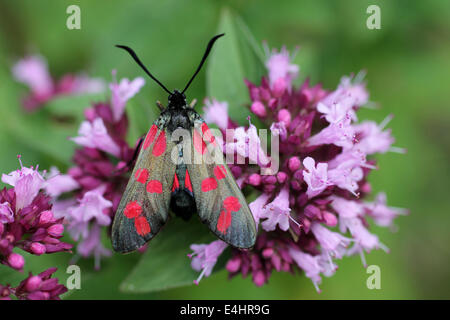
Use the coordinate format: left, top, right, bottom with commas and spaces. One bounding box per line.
156, 100, 165, 111
189, 99, 197, 108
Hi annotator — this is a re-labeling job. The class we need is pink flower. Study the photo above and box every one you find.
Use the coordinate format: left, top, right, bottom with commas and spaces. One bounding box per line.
109, 71, 145, 122
329, 196, 364, 220
45, 167, 79, 198
67, 187, 112, 240
320, 73, 369, 121
270, 121, 287, 141
248, 192, 271, 227
225, 119, 270, 166
0, 203, 14, 224
265, 46, 299, 89
311, 222, 351, 259
354, 116, 399, 154
77, 224, 111, 270
317, 102, 351, 124
302, 157, 331, 199
307, 114, 355, 148
12, 54, 105, 111
328, 166, 363, 196
12, 55, 53, 98
188, 240, 228, 284
259, 187, 299, 231
289, 248, 334, 293
1, 158, 45, 210
364, 192, 408, 227
70, 117, 121, 157
203, 99, 229, 130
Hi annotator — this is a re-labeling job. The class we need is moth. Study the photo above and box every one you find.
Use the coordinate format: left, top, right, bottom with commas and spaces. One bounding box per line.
112, 34, 257, 253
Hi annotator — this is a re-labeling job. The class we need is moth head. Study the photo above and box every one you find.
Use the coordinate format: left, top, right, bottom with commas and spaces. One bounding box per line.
168, 90, 187, 108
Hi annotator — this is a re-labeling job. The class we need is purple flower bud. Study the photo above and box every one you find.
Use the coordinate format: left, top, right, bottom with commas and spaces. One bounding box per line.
276, 171, 287, 184
27, 291, 50, 300
268, 98, 278, 110
7, 253, 24, 270
263, 184, 276, 193
252, 270, 266, 286
304, 204, 321, 219
290, 180, 301, 191
323, 211, 338, 227
247, 173, 261, 186
288, 157, 301, 172
47, 224, 64, 237
26, 276, 42, 291
250, 101, 267, 118
262, 175, 277, 185
272, 77, 287, 97
226, 256, 241, 273
262, 248, 274, 258
30, 242, 46, 255
277, 109, 291, 126
39, 210, 54, 225
230, 166, 242, 178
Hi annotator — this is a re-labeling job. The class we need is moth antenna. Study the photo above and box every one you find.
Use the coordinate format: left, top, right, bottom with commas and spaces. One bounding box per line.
115, 45, 171, 95
181, 33, 225, 94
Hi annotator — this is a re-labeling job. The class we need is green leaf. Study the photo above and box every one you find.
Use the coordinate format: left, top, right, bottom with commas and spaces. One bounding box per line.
45, 93, 106, 122
206, 8, 266, 125
120, 218, 220, 293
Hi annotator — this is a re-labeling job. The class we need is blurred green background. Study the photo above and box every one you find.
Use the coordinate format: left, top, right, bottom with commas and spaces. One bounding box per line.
0, 0, 449, 299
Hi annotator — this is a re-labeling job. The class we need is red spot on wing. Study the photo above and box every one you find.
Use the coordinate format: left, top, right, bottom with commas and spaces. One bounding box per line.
124, 201, 142, 219
214, 165, 227, 180
201, 122, 216, 146
223, 196, 241, 212
143, 125, 158, 150
146, 180, 163, 194
185, 170, 193, 192
172, 174, 179, 192
217, 210, 232, 234
152, 131, 166, 157
201, 177, 217, 192
135, 168, 149, 184
134, 216, 151, 236
193, 129, 207, 154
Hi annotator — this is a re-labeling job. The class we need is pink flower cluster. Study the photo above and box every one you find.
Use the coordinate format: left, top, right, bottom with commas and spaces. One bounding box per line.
0, 156, 71, 299
49, 71, 145, 269
189, 46, 407, 292
12, 54, 105, 111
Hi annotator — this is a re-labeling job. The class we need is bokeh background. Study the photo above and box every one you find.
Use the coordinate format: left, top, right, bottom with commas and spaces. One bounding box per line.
0, 0, 449, 299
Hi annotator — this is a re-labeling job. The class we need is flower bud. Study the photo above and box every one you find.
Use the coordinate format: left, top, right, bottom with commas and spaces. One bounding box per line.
247, 173, 261, 186
288, 156, 301, 172
262, 248, 274, 258
7, 253, 24, 270
250, 101, 267, 118
277, 109, 291, 126
262, 175, 277, 185
47, 224, 64, 237
323, 211, 338, 227
276, 171, 287, 184
39, 210, 54, 225
304, 205, 321, 219
272, 77, 287, 97
30, 242, 46, 255
226, 256, 241, 273
26, 276, 42, 292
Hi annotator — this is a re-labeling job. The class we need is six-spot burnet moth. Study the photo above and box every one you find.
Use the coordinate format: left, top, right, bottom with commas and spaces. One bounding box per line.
111, 34, 257, 253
